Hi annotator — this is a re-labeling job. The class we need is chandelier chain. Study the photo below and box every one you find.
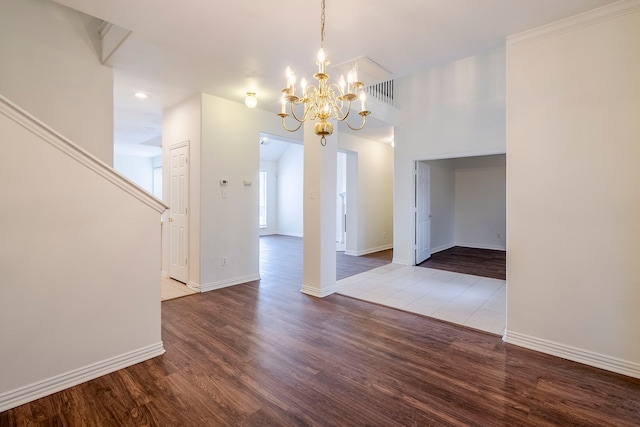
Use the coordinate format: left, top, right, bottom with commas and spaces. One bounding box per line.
320, 0, 325, 50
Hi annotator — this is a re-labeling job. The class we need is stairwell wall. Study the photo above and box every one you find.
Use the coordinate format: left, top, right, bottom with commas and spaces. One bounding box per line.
0, 0, 114, 165
0, 99, 165, 411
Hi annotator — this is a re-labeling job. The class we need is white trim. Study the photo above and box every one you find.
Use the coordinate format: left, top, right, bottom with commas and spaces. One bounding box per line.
508, 0, 640, 47
414, 149, 506, 162
454, 242, 506, 252
188, 281, 201, 292
198, 274, 260, 293
301, 284, 337, 298
391, 257, 412, 266
0, 342, 165, 412
344, 243, 393, 257
504, 331, 640, 379
161, 270, 169, 279
0, 95, 167, 214
430, 243, 456, 255
168, 140, 189, 150
97, 21, 113, 38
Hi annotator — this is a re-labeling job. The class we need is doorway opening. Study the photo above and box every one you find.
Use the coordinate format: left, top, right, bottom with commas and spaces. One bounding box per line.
413, 154, 506, 274
258, 133, 354, 245
258, 132, 358, 281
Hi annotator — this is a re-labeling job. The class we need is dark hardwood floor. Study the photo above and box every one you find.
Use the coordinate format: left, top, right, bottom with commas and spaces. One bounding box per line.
2, 236, 639, 426
260, 234, 393, 282
418, 246, 506, 280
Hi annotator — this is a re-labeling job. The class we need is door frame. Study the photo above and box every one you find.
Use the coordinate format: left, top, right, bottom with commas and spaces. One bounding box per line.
414, 160, 431, 265
168, 140, 190, 285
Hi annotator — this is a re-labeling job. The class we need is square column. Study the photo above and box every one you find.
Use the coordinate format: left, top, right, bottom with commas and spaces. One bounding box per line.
302, 121, 337, 297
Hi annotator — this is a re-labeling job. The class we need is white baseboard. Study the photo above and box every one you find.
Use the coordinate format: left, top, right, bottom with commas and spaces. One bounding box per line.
301, 284, 337, 298
0, 342, 165, 412
198, 274, 261, 293
430, 243, 456, 254
344, 244, 393, 257
160, 270, 168, 279
504, 330, 640, 379
455, 242, 506, 251
392, 257, 412, 266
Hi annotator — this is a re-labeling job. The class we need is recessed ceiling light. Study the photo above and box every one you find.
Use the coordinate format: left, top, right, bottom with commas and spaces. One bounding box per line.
135, 92, 148, 99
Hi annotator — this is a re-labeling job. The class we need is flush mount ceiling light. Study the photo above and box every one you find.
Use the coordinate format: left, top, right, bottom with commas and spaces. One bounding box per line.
134, 92, 148, 99
278, 0, 370, 146
245, 92, 258, 108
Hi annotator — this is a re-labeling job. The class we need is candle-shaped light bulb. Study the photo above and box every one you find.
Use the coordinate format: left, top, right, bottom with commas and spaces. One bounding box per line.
288, 71, 296, 96
317, 48, 326, 73
280, 95, 286, 114
347, 71, 354, 94
339, 75, 346, 93
352, 66, 358, 83
285, 66, 293, 90
360, 91, 367, 112
301, 77, 307, 96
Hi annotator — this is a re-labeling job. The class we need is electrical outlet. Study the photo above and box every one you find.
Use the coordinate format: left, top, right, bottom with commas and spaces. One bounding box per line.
221, 256, 228, 266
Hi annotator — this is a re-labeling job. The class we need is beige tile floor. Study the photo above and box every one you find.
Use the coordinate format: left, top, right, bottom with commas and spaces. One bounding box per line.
161, 277, 198, 301
337, 264, 506, 335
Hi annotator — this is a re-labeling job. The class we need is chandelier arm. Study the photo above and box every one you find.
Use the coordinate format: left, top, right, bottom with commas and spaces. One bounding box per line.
335, 101, 352, 122
344, 113, 368, 131
289, 102, 310, 123
280, 115, 304, 132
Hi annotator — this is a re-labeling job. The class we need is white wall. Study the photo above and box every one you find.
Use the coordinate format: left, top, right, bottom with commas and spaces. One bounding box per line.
259, 160, 278, 236
277, 144, 304, 237
393, 47, 506, 264
506, 2, 640, 377
424, 155, 506, 254
0, 99, 164, 411
162, 94, 202, 284
454, 155, 506, 250
199, 93, 300, 290
339, 133, 394, 256
163, 92, 394, 288
428, 159, 456, 253
114, 154, 154, 193
0, 0, 114, 165
163, 92, 311, 290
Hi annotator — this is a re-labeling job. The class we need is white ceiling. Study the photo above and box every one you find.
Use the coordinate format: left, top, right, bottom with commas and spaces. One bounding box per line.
53, 0, 618, 154
259, 133, 299, 163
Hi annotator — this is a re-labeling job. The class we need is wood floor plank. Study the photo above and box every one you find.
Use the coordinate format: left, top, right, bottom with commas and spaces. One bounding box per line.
418, 246, 506, 280
2, 236, 639, 426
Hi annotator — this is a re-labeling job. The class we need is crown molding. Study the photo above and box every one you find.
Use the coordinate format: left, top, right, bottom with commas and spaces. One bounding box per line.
508, 0, 640, 47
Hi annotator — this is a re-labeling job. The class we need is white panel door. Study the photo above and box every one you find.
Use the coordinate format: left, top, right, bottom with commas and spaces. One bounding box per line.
415, 161, 431, 264
169, 142, 189, 284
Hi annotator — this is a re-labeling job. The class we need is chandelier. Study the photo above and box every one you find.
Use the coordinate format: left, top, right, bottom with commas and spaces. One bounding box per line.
278, 0, 371, 146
